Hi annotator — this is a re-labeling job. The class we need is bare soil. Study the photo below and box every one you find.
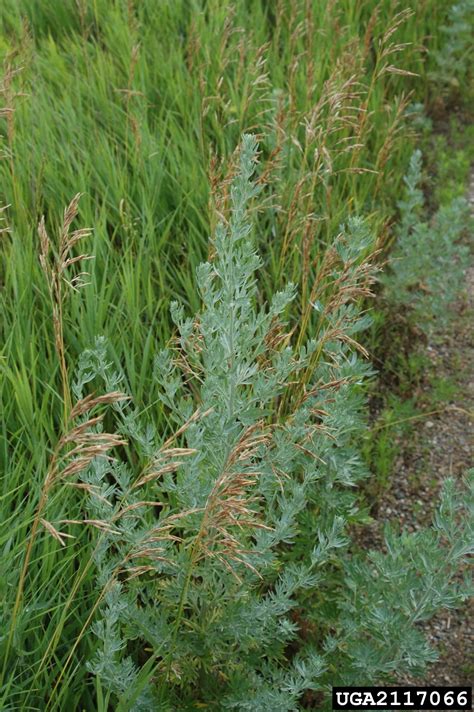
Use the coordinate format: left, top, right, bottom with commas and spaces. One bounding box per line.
359, 173, 474, 690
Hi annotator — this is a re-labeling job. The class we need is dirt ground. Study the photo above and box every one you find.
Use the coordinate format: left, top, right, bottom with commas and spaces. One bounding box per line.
359, 172, 473, 691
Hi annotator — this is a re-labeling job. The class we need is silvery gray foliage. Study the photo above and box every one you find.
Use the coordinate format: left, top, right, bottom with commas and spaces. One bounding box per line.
382, 149, 470, 330
430, 0, 474, 93
81, 136, 472, 710
338, 473, 473, 683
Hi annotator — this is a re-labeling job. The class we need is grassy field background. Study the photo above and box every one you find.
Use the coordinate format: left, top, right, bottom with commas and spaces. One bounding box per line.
0, 1, 470, 709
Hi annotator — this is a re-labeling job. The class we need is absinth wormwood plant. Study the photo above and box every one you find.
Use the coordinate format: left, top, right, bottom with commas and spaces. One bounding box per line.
381, 149, 471, 332
64, 136, 471, 711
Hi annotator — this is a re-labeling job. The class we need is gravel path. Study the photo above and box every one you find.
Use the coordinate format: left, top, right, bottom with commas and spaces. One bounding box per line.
359, 169, 474, 689
399, 168, 474, 688
397, 262, 473, 688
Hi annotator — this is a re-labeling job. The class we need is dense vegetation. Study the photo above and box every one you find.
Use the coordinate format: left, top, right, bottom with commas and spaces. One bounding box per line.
0, 1, 472, 709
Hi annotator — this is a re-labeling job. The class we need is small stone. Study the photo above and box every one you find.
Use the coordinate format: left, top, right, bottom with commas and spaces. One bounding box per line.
426, 421, 435, 428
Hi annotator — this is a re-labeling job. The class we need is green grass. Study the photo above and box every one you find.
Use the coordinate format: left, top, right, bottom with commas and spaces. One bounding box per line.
0, 1, 468, 708
429, 375, 460, 403
0, 0, 448, 406
363, 395, 421, 494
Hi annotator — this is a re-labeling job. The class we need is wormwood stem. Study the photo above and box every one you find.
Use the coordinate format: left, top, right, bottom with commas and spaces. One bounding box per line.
165, 534, 204, 678
119, 435, 239, 709
116, 514, 210, 711
161, 505, 212, 696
